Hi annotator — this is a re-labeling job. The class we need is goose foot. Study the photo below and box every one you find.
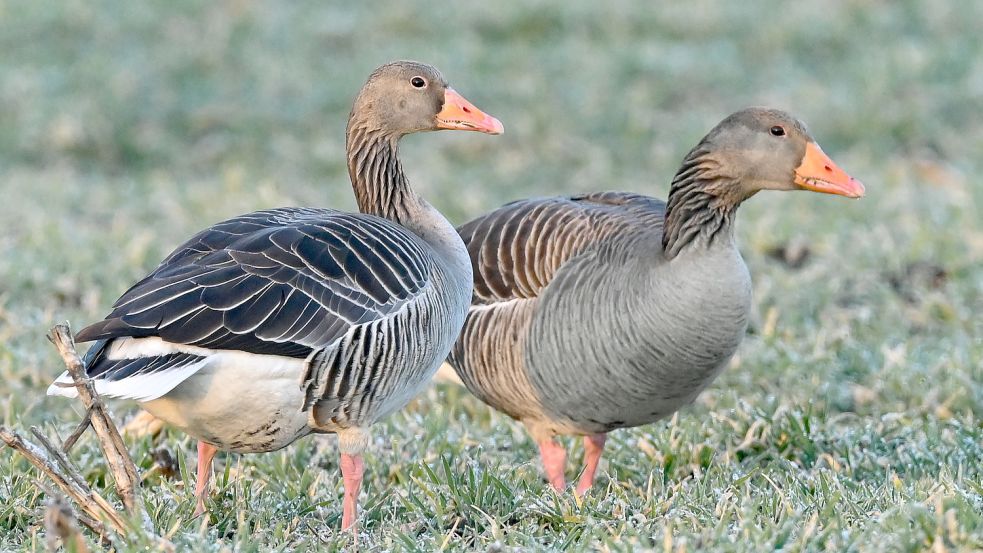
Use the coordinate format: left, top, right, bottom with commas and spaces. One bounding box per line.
536, 438, 567, 492
193, 441, 219, 518
340, 453, 364, 531
575, 433, 607, 497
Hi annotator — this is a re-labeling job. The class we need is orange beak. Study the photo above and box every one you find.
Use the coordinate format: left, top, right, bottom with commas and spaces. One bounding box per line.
794, 142, 865, 198
436, 88, 504, 135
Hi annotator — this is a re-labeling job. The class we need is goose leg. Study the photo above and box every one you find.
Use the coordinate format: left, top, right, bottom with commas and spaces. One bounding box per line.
335, 426, 370, 532
339, 453, 364, 531
193, 441, 219, 517
575, 433, 607, 497
536, 438, 567, 492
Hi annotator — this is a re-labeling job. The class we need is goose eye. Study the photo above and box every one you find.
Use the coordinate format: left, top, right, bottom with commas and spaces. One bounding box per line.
410, 76, 426, 88
770, 125, 786, 137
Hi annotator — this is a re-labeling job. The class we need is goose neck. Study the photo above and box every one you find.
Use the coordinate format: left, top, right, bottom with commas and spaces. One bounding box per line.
346, 122, 412, 222
661, 148, 749, 259
344, 119, 472, 284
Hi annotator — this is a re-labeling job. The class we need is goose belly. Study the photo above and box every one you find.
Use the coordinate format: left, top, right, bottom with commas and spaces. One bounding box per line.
530, 323, 747, 434
143, 352, 311, 453
527, 247, 752, 433
378, 286, 470, 418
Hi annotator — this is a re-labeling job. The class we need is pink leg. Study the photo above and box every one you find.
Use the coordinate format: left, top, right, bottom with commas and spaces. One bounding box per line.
193, 441, 219, 518
537, 438, 567, 492
340, 453, 364, 531
575, 433, 607, 497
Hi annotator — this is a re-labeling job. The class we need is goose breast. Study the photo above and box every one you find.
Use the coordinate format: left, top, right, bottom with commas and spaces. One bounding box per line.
526, 236, 752, 432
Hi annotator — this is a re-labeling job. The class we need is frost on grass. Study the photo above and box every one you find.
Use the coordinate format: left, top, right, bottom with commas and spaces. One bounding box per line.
2, 0, 982, 551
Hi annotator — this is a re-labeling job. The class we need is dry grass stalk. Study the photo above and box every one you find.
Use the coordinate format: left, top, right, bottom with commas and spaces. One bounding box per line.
0, 323, 175, 551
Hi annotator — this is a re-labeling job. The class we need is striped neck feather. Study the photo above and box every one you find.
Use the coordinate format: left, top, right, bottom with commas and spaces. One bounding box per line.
345, 120, 413, 222
662, 147, 751, 259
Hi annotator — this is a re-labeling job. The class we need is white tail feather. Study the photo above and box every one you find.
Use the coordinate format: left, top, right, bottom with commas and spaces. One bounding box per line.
45, 337, 215, 402
46, 361, 208, 402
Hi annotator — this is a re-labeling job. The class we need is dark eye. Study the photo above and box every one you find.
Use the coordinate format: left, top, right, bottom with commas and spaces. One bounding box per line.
770, 125, 786, 137
410, 76, 426, 88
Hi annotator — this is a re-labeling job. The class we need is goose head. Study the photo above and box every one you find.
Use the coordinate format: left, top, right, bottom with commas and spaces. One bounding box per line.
692, 107, 864, 201
350, 61, 504, 137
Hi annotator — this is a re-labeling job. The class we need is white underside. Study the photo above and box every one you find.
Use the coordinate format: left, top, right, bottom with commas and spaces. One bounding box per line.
46, 337, 311, 452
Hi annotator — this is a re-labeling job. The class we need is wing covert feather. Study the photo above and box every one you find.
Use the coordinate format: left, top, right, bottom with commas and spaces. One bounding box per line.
77, 208, 435, 359
457, 192, 666, 304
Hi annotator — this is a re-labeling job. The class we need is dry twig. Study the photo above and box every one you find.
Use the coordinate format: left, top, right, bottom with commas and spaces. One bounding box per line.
36, 482, 108, 545
62, 409, 92, 454
0, 323, 174, 550
0, 426, 123, 536
46, 324, 143, 515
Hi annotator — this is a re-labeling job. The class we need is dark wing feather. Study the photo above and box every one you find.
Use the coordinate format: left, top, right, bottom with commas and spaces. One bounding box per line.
90, 352, 209, 381
77, 208, 434, 360
457, 191, 666, 304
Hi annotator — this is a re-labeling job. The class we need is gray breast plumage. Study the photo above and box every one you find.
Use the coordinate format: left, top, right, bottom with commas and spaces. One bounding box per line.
301, 264, 467, 431
526, 237, 752, 433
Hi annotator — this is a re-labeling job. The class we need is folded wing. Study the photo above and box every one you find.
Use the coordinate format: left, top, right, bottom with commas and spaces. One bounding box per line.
77, 208, 435, 366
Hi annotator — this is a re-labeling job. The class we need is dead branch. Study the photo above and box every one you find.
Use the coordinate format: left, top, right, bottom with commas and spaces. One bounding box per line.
0, 426, 126, 535
30, 427, 93, 497
46, 324, 142, 515
62, 409, 92, 454
34, 480, 107, 548
0, 322, 175, 550
36, 482, 111, 548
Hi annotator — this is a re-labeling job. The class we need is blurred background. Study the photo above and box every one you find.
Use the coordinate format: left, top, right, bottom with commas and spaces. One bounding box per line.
1, 1, 981, 550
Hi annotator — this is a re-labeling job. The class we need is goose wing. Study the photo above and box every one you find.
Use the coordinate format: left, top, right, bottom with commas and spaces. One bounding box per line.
459, 191, 666, 305
76, 208, 434, 363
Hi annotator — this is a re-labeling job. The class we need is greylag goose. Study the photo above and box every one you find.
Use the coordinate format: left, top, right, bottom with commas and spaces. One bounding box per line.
444, 108, 863, 495
47, 61, 503, 530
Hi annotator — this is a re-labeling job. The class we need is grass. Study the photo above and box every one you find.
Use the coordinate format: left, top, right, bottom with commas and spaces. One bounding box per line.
1, 0, 981, 550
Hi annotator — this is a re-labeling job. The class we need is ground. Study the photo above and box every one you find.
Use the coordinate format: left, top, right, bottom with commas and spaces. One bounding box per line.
1, 1, 981, 551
